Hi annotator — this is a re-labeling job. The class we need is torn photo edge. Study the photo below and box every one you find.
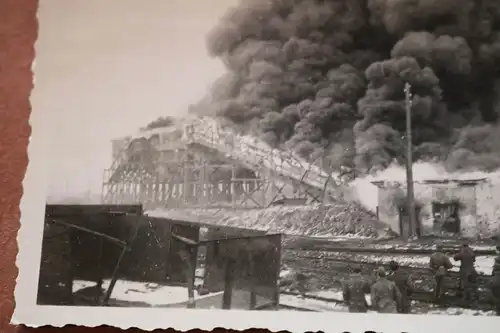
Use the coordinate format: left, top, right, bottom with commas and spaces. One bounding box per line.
10, 99, 499, 333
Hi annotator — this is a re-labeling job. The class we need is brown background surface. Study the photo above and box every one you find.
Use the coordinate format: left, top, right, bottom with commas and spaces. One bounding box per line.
0, 1, 271, 332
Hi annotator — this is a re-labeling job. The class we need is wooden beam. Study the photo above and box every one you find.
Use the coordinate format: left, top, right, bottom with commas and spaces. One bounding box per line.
100, 216, 141, 306
171, 233, 199, 247
45, 204, 143, 217
222, 259, 235, 309
231, 164, 236, 209
48, 219, 128, 247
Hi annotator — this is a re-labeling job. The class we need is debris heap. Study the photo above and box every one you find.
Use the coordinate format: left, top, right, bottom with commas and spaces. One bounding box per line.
147, 202, 394, 239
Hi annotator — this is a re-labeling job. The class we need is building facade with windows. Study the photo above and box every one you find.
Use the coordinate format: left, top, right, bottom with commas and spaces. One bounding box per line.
372, 178, 500, 239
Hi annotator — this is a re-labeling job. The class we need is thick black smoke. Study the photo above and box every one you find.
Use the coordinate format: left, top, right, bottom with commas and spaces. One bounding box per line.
193, 0, 500, 176
142, 116, 175, 131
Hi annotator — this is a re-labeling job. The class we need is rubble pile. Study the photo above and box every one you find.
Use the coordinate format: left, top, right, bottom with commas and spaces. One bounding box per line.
147, 202, 394, 239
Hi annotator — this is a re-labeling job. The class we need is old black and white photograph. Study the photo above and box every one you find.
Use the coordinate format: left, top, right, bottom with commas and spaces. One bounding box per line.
13, 0, 500, 331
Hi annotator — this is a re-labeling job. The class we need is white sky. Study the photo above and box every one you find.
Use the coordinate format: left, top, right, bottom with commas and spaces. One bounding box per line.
32, 0, 236, 200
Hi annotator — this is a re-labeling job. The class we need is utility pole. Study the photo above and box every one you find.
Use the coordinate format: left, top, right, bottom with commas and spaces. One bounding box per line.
404, 82, 417, 239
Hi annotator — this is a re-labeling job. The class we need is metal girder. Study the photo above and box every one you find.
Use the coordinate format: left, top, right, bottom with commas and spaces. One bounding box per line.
102, 128, 333, 209
235, 180, 266, 208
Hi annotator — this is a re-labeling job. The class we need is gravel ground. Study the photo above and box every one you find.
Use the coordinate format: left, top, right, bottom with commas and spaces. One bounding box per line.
281, 250, 497, 307
280, 291, 497, 315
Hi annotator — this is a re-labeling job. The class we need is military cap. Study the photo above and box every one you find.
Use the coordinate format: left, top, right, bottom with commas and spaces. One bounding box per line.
376, 266, 386, 277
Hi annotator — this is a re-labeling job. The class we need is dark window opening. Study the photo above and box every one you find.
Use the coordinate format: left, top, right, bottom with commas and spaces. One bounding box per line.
432, 202, 460, 234
398, 206, 422, 238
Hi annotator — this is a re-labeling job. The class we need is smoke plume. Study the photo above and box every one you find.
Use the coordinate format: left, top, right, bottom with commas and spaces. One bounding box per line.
192, 0, 500, 177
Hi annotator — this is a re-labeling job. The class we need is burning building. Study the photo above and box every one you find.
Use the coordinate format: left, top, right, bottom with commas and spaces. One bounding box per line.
101, 117, 392, 240
102, 116, 338, 210
372, 178, 500, 239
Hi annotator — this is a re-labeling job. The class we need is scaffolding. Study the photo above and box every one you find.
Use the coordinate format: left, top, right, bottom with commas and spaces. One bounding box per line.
102, 116, 338, 209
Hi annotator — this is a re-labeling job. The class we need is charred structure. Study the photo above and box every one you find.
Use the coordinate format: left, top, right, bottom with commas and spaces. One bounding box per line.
38, 204, 282, 310
102, 117, 341, 209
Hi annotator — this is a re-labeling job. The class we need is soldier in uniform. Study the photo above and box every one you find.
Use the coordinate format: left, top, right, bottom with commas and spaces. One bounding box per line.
453, 243, 477, 303
370, 267, 402, 313
490, 245, 500, 315
387, 260, 413, 313
429, 245, 453, 304
342, 267, 371, 313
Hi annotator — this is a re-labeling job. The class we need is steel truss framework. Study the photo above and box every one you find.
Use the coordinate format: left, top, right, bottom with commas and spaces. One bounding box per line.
102, 118, 337, 210
102, 146, 321, 210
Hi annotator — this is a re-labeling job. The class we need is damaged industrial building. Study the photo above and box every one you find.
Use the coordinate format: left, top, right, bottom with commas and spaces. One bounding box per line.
372, 178, 500, 239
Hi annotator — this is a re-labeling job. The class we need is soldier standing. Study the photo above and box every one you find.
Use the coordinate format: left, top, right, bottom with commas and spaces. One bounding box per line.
429, 245, 453, 304
453, 243, 477, 303
387, 260, 413, 313
342, 267, 371, 313
370, 267, 402, 313
490, 245, 500, 315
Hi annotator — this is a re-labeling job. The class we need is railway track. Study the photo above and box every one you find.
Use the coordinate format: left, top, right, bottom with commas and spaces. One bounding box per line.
280, 290, 343, 304
281, 249, 497, 310
285, 244, 497, 256
279, 290, 497, 312
283, 249, 493, 278
287, 254, 493, 279
287, 257, 493, 293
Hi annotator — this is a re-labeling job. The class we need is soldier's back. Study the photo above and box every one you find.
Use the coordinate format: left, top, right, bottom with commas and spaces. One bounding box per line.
371, 278, 398, 313
388, 270, 411, 294
343, 275, 369, 312
351, 276, 370, 297
430, 252, 452, 274
372, 279, 393, 299
430, 252, 446, 265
